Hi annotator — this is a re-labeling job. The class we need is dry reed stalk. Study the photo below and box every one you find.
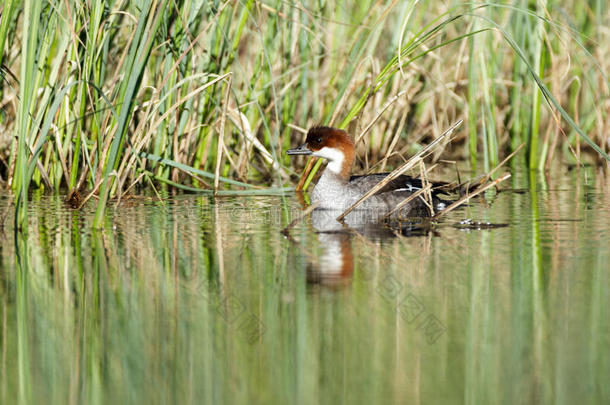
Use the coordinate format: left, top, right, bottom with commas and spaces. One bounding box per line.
336, 119, 462, 221
419, 160, 434, 216
214, 74, 232, 194
451, 143, 524, 195
117, 73, 231, 191
0, 195, 12, 230
219, 141, 244, 183
483, 142, 524, 182
329, 55, 375, 126
52, 123, 70, 186
432, 172, 511, 220
228, 110, 284, 175
354, 89, 410, 146
380, 104, 410, 171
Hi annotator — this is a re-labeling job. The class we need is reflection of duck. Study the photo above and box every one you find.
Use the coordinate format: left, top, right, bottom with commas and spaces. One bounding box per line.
287, 126, 449, 215
306, 230, 353, 287
305, 208, 433, 287
311, 208, 397, 237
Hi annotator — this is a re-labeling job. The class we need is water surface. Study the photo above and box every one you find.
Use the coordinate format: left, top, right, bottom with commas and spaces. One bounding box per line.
1, 168, 609, 404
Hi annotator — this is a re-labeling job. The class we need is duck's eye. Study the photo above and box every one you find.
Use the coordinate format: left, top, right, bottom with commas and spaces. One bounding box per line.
316, 137, 322, 143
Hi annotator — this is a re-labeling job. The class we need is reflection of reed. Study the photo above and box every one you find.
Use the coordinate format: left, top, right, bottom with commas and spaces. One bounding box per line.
0, 176, 609, 404
214, 203, 225, 284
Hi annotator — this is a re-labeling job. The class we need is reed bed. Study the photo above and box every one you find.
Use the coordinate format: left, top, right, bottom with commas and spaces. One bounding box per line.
0, 1, 608, 227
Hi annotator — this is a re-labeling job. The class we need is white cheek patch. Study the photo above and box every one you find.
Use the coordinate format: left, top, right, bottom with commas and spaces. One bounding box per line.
313, 147, 344, 174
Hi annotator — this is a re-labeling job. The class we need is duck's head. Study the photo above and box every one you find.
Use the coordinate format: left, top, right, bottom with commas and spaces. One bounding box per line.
287, 126, 355, 179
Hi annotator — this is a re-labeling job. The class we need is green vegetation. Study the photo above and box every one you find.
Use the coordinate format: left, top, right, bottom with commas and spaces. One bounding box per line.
0, 1, 608, 227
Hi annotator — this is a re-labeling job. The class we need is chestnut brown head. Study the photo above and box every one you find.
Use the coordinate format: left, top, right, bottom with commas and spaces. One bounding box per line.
287, 126, 355, 178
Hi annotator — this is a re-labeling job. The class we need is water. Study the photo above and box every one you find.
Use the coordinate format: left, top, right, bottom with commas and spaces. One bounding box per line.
1, 168, 609, 404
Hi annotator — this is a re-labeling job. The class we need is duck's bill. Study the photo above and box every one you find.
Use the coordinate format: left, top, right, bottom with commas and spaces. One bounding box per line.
287, 144, 312, 155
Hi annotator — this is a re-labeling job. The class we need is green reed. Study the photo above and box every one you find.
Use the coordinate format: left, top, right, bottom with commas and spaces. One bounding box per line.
0, 1, 608, 227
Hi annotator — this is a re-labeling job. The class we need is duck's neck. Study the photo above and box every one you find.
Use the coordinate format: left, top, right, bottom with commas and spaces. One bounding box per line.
323, 148, 354, 182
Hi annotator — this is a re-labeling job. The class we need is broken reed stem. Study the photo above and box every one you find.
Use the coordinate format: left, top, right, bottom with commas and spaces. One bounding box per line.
336, 119, 463, 221
419, 160, 435, 216
382, 184, 431, 219
484, 142, 525, 182
454, 143, 523, 194
336, 155, 422, 221
281, 201, 320, 234
432, 172, 511, 220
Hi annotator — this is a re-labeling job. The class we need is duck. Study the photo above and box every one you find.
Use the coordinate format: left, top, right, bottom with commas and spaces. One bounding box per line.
287, 126, 449, 216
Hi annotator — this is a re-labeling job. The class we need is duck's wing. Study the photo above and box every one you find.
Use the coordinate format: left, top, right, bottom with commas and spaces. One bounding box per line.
349, 173, 450, 196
